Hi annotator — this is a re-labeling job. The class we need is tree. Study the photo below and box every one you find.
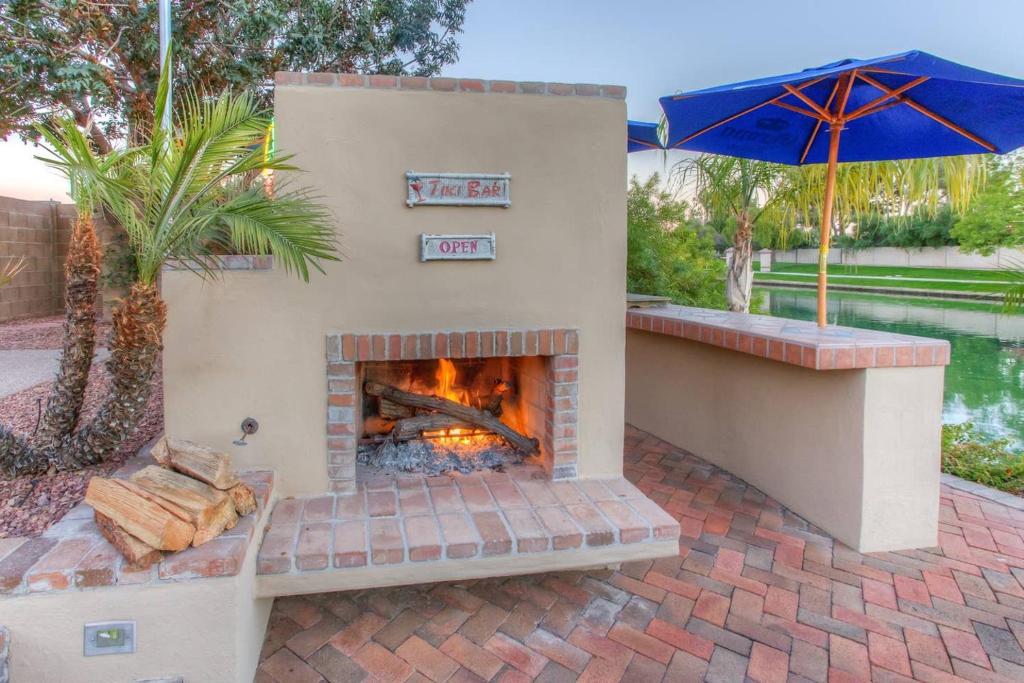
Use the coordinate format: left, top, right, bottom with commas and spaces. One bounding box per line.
675, 154, 987, 313
0, 0, 470, 149
627, 174, 726, 309
673, 156, 790, 312
0, 62, 338, 477
951, 155, 1024, 255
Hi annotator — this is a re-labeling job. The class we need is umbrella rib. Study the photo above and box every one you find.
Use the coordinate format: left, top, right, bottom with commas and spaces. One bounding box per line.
628, 137, 661, 150
845, 99, 903, 122
782, 84, 834, 120
772, 101, 824, 120
672, 75, 831, 146
844, 76, 929, 120
857, 73, 996, 151
800, 77, 843, 164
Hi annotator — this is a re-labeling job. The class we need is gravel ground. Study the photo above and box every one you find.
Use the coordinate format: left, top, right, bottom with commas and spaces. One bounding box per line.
0, 363, 164, 538
0, 315, 111, 351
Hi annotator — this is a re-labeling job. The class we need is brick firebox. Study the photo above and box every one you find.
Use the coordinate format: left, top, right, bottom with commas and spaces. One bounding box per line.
326, 329, 580, 493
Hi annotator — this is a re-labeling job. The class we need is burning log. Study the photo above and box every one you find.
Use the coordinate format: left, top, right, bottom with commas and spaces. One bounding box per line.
364, 380, 539, 456
391, 413, 478, 441
379, 398, 413, 420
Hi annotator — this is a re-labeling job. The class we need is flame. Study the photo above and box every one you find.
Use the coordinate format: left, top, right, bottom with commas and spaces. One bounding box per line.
430, 358, 482, 446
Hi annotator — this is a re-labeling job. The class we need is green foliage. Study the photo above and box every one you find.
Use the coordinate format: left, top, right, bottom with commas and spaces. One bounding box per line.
836, 208, 958, 248
951, 155, 1024, 255
37, 55, 338, 286
627, 175, 726, 309
100, 231, 139, 291
941, 422, 1024, 495
0, 0, 470, 147
673, 155, 791, 231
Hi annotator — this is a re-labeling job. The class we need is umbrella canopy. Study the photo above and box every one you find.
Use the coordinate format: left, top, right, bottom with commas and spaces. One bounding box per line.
659, 50, 1024, 325
627, 120, 664, 153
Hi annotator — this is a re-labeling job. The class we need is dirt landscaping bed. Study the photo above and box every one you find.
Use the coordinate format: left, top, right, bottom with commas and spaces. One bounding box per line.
0, 361, 163, 539
0, 315, 111, 351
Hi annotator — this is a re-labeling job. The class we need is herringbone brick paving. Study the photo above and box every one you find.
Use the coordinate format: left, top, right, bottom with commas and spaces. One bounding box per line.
256, 425, 1024, 682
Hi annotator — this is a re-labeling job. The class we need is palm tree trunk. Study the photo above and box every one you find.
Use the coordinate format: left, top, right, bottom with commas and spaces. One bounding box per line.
726, 214, 754, 312
49, 283, 165, 471
32, 212, 101, 448
0, 283, 166, 478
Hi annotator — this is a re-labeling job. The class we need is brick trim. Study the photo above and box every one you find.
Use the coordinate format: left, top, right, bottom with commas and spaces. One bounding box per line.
276, 72, 626, 100
627, 306, 951, 370
325, 329, 580, 492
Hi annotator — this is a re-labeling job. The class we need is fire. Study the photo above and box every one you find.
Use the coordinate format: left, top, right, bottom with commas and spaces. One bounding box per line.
430, 358, 485, 446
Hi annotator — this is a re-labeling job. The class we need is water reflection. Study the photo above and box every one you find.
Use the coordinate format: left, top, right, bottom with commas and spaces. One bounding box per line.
757, 287, 1024, 446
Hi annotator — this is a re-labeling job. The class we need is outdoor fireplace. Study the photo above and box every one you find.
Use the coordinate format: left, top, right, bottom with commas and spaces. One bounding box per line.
357, 356, 545, 475
326, 328, 580, 492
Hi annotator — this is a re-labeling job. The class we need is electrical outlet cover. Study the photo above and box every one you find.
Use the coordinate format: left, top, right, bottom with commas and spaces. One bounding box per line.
84, 621, 136, 656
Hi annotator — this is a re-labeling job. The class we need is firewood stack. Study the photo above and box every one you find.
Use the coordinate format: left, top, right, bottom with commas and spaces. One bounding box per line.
84, 436, 258, 569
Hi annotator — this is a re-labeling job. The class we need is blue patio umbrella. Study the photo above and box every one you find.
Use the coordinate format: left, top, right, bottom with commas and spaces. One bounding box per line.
627, 120, 664, 153
659, 50, 1024, 325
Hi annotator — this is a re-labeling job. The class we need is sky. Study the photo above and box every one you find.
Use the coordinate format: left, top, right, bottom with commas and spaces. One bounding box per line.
4, 0, 1024, 202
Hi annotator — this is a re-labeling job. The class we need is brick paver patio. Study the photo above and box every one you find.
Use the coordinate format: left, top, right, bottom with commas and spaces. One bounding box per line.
256, 425, 1024, 682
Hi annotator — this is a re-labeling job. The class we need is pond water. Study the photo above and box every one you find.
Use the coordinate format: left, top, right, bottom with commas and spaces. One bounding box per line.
756, 286, 1024, 446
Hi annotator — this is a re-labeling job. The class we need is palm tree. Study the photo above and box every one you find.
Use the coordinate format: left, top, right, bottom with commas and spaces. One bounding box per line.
674, 154, 987, 313
28, 122, 120, 448
0, 65, 338, 477
673, 156, 791, 312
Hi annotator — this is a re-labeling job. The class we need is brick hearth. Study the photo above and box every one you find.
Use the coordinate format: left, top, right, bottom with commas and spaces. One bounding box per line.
255, 465, 680, 597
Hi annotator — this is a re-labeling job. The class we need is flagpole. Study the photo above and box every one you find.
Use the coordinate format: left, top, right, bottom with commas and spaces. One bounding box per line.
158, 0, 172, 132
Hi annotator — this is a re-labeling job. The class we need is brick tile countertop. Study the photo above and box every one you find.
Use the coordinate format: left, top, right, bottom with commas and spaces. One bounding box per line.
0, 465, 274, 597
627, 305, 951, 371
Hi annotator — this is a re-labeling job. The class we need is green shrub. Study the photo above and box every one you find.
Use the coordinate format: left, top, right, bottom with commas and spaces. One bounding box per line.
836, 209, 957, 249
941, 422, 1024, 495
627, 174, 726, 309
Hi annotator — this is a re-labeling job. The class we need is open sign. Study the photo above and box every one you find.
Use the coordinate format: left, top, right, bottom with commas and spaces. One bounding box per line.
420, 234, 497, 261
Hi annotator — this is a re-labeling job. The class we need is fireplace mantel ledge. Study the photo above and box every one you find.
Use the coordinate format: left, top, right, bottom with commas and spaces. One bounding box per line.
627, 304, 950, 371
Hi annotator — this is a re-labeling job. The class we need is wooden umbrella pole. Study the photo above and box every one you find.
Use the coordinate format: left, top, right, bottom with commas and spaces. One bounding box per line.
816, 122, 843, 327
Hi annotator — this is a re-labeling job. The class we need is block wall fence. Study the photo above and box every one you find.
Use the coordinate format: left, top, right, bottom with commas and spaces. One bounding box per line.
0, 196, 116, 322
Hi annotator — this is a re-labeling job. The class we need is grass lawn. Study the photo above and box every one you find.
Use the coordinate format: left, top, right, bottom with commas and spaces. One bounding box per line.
755, 272, 1013, 294
761, 262, 1017, 282
752, 262, 1019, 295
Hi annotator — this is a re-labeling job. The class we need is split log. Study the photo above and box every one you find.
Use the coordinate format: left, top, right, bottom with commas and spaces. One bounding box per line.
379, 398, 413, 420
363, 415, 395, 436
85, 478, 195, 551
94, 512, 163, 568
151, 436, 239, 490
130, 466, 238, 546
364, 381, 539, 455
482, 379, 511, 417
228, 483, 257, 517
392, 413, 477, 441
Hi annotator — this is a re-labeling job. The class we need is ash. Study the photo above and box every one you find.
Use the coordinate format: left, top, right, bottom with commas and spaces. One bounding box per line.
358, 437, 522, 476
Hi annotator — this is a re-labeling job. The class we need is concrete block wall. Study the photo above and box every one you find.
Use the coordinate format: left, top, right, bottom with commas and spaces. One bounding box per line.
0, 196, 63, 321
0, 196, 116, 323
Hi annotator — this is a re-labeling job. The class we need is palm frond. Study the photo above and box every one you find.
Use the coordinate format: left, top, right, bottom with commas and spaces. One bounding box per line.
42, 58, 339, 287
0, 257, 26, 288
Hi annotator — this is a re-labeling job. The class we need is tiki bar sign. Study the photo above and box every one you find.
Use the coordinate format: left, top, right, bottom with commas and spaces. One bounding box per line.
406, 172, 511, 207
420, 234, 496, 261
